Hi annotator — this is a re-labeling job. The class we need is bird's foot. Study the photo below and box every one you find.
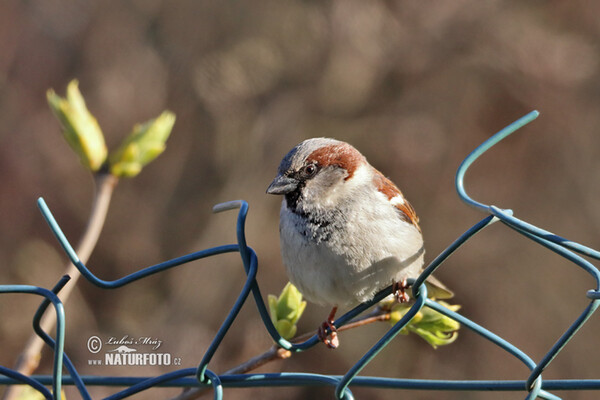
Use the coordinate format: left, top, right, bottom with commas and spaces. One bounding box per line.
393, 278, 410, 303
317, 307, 339, 349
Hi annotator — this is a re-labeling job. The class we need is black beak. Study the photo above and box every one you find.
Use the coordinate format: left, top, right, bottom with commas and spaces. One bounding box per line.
266, 174, 298, 195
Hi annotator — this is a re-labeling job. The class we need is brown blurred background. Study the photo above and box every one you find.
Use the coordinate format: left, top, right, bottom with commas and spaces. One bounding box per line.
1, 1, 600, 399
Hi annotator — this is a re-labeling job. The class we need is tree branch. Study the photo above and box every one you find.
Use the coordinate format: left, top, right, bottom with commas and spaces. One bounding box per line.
3, 173, 118, 400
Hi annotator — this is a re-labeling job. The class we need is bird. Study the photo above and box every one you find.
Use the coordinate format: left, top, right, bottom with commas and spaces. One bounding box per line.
267, 138, 452, 348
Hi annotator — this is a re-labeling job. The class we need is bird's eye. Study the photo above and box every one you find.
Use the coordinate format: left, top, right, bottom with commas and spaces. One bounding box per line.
301, 164, 318, 178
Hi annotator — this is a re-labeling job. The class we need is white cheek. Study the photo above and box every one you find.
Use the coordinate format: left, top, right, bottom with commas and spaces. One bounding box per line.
304, 164, 372, 207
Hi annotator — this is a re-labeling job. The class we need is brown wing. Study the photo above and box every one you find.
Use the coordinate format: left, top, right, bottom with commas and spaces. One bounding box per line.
372, 169, 421, 232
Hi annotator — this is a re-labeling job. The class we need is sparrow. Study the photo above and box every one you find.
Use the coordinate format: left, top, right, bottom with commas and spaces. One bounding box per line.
267, 138, 452, 348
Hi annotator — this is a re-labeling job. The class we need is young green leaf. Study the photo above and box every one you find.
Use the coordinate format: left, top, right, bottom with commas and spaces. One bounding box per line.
47, 80, 107, 172
268, 282, 307, 340
109, 111, 175, 177
389, 301, 461, 348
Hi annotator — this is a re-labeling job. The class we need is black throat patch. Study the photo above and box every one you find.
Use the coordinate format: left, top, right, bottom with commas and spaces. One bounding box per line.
284, 176, 306, 212
285, 189, 301, 212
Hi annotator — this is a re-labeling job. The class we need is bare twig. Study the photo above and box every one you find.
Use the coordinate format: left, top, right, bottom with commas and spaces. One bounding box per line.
3, 172, 118, 400
226, 346, 293, 375
336, 312, 390, 331
170, 307, 391, 400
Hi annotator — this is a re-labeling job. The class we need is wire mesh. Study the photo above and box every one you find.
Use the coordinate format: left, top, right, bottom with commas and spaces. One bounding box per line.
1, 111, 599, 399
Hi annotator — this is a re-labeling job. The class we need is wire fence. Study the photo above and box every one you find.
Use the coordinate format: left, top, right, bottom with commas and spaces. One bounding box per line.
1, 111, 599, 399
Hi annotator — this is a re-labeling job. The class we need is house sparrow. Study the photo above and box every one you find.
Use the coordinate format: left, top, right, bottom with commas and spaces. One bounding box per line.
267, 138, 452, 348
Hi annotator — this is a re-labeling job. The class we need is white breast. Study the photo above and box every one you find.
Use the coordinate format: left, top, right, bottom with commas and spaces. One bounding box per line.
278, 171, 424, 307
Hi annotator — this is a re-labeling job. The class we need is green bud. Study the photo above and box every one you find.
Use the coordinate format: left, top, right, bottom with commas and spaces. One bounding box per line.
389, 301, 461, 348
109, 111, 175, 177
268, 294, 279, 326
411, 325, 459, 348
275, 319, 297, 340
388, 304, 408, 327
277, 282, 306, 324
47, 80, 107, 171
268, 282, 307, 340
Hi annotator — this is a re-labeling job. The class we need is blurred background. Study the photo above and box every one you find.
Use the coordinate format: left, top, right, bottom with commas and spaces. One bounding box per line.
1, 1, 600, 399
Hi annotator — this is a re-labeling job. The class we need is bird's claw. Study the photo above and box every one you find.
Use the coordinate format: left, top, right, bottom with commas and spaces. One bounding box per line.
318, 319, 339, 349
394, 278, 410, 303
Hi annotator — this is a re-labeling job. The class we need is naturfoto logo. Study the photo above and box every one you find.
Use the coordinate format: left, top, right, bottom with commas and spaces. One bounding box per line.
87, 334, 182, 367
